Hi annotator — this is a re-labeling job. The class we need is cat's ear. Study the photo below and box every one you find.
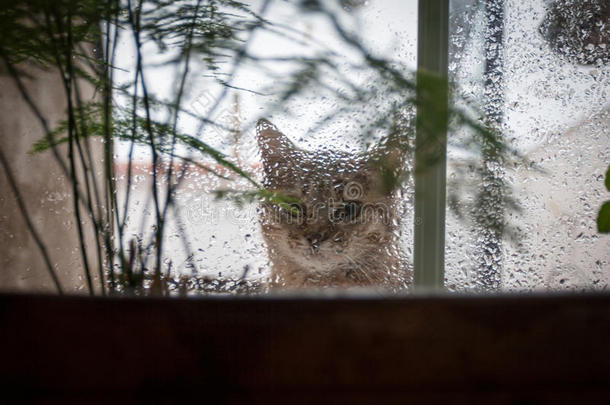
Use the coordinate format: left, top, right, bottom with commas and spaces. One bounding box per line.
367, 141, 409, 195
256, 118, 296, 164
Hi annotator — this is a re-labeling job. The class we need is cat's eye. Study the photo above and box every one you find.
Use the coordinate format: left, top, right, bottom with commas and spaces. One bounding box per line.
285, 203, 306, 218
344, 201, 361, 219
332, 201, 361, 223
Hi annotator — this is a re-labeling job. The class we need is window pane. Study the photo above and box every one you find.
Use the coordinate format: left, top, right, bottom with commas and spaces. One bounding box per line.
446, 0, 609, 291
3, 0, 606, 295
113, 0, 419, 294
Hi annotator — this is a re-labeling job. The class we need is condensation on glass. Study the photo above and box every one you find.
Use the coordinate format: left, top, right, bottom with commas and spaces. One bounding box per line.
112, 0, 608, 295
114, 0, 418, 294
446, 0, 609, 291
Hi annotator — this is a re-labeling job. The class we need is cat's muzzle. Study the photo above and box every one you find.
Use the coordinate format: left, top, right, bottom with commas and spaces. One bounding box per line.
307, 232, 325, 253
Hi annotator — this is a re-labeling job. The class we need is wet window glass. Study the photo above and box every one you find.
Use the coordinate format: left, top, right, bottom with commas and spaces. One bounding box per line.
0, 0, 607, 295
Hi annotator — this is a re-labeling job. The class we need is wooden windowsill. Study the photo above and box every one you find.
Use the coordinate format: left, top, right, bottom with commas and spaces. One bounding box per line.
1, 292, 609, 402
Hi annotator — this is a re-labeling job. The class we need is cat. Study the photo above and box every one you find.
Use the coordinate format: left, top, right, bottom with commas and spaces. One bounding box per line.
256, 118, 409, 290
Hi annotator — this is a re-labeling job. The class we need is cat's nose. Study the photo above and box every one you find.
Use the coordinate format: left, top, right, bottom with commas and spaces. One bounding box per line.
307, 233, 321, 244
307, 233, 326, 248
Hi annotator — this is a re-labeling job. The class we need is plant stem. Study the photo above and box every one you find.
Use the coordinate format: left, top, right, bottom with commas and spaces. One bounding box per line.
157, 0, 202, 280
127, 0, 162, 276
57, 8, 94, 295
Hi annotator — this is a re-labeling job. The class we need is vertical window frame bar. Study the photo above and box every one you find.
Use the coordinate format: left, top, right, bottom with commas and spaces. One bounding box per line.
413, 0, 449, 289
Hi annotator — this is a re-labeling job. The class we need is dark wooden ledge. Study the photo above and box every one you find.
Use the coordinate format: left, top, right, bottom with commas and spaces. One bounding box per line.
1, 292, 609, 403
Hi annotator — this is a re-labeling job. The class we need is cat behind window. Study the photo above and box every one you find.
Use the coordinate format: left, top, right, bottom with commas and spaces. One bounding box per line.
256, 118, 409, 290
